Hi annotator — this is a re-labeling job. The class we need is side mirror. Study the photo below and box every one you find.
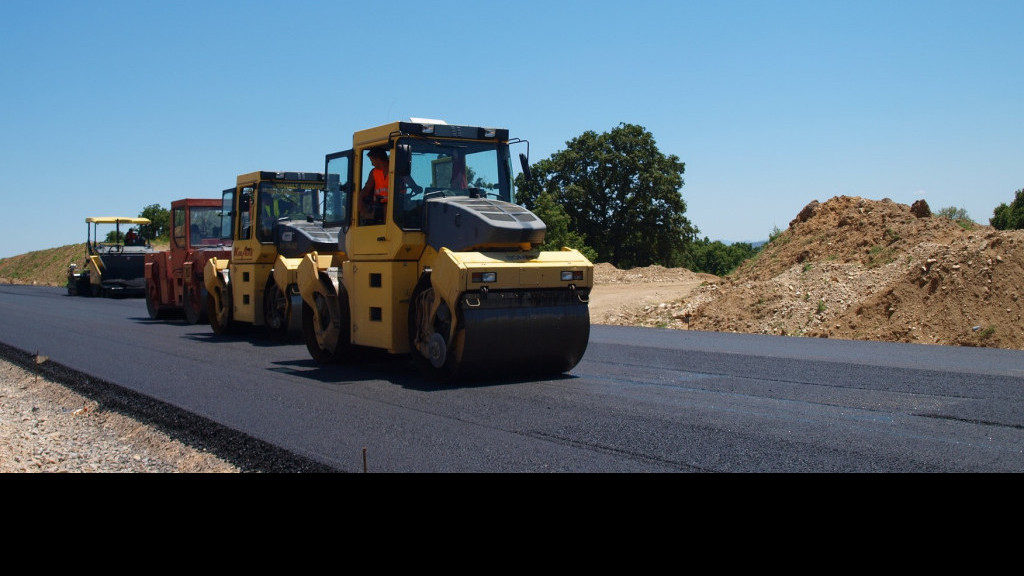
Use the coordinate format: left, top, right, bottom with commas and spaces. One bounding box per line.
519, 153, 533, 181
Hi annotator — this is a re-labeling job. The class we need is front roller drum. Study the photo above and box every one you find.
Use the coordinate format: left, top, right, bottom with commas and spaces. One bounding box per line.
459, 289, 591, 376
412, 286, 590, 381
302, 285, 351, 364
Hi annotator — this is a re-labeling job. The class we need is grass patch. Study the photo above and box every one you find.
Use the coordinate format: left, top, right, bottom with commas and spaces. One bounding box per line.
868, 245, 895, 268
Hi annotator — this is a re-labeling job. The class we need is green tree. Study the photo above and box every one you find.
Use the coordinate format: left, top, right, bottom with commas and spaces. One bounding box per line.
531, 190, 598, 261
138, 204, 170, 241
517, 123, 697, 269
936, 206, 972, 222
990, 188, 1024, 230
685, 238, 760, 276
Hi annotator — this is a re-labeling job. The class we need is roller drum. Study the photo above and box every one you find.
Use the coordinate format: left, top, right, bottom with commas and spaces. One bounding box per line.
456, 288, 590, 377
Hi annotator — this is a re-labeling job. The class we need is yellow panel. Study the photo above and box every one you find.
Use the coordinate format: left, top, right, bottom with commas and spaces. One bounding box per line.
344, 260, 419, 353
230, 262, 272, 325
519, 267, 540, 286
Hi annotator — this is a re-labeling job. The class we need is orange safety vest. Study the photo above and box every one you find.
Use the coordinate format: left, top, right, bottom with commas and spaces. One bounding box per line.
372, 168, 388, 204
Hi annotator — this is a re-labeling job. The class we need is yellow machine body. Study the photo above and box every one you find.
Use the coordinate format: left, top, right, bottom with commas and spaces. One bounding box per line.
296, 120, 593, 380
204, 171, 332, 338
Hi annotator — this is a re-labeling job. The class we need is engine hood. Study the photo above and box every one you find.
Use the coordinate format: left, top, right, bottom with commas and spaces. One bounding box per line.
274, 220, 342, 258
424, 197, 546, 252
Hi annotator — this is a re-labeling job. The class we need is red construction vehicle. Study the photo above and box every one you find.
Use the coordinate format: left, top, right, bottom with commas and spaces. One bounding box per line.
145, 198, 232, 323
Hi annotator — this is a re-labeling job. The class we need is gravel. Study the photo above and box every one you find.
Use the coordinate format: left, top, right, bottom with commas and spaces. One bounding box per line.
0, 343, 335, 473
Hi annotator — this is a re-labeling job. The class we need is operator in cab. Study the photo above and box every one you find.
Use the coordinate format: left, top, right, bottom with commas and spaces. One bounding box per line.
359, 147, 390, 225
359, 146, 422, 225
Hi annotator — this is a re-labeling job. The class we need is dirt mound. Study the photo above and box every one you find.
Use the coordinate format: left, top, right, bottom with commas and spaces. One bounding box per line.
608, 196, 1024, 350
590, 263, 720, 325
593, 262, 718, 285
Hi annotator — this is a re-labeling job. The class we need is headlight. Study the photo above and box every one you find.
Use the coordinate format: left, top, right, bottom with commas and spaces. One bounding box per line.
472, 272, 497, 283
561, 270, 584, 281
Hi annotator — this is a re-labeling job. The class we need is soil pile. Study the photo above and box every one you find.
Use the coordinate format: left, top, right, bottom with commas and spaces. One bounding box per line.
597, 195, 1024, 350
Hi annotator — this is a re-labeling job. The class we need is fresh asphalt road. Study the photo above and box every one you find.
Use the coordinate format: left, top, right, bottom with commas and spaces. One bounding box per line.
2, 284, 1023, 472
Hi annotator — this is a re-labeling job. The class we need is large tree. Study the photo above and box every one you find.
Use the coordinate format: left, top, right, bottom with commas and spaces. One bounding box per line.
517, 123, 697, 269
138, 203, 170, 241
990, 188, 1024, 230
531, 190, 598, 262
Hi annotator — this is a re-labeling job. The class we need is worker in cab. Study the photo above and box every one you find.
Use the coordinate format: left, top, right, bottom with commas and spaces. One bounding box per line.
360, 147, 390, 225
359, 146, 423, 226
124, 228, 139, 246
260, 195, 296, 240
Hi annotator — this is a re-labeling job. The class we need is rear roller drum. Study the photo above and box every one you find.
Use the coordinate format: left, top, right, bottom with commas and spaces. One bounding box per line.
183, 285, 207, 324
263, 279, 293, 341
409, 283, 465, 382
146, 278, 164, 320
302, 289, 350, 364
208, 283, 235, 335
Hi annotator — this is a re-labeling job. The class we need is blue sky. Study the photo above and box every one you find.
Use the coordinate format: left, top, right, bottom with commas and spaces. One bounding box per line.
2, 0, 1022, 259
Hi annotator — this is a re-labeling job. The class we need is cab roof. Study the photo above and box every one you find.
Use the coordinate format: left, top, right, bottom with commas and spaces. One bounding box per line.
85, 217, 152, 225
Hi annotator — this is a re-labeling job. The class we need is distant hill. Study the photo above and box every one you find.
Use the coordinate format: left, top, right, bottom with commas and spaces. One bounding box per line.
0, 242, 169, 288
0, 244, 87, 287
